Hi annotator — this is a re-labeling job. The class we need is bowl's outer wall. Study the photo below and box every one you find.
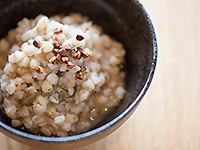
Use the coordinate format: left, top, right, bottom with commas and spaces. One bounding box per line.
0, 0, 157, 149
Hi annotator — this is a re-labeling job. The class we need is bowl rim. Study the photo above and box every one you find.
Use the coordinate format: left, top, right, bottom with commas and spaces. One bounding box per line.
0, 0, 157, 144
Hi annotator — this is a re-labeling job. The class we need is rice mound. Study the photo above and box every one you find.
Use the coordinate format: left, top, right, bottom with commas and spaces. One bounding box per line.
0, 13, 125, 137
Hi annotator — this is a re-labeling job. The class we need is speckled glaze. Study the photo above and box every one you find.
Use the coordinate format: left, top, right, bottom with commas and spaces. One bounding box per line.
0, 0, 157, 149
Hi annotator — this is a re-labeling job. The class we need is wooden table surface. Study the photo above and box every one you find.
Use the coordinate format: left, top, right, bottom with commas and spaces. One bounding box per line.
1, 0, 200, 149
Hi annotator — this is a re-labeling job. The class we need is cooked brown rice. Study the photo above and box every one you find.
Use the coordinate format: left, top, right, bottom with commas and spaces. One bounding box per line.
0, 13, 125, 137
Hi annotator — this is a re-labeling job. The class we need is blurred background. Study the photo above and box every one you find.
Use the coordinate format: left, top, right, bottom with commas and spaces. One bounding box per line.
1, 0, 200, 149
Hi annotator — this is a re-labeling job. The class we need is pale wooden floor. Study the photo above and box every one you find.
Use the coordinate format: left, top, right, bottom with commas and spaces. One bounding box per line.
1, 0, 200, 149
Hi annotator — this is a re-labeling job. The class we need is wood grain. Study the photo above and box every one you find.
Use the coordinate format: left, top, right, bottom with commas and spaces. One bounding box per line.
1, 0, 200, 149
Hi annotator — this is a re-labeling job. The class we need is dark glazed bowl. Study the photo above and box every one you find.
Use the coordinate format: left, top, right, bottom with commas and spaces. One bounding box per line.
0, 0, 157, 149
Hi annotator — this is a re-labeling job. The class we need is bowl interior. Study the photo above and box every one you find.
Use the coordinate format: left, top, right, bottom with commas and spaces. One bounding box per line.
0, 0, 155, 138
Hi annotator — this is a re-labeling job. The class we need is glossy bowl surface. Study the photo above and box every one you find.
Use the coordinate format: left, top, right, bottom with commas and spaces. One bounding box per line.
0, 0, 157, 149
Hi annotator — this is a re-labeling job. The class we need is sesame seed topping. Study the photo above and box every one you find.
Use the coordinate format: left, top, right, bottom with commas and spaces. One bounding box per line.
53, 41, 60, 48
81, 65, 86, 72
53, 48, 59, 54
35, 66, 44, 74
56, 53, 62, 61
75, 50, 81, 59
54, 27, 63, 34
81, 50, 89, 58
58, 48, 67, 57
71, 49, 78, 58
66, 61, 75, 69
33, 39, 41, 48
62, 57, 69, 63
76, 35, 84, 41
76, 72, 82, 80
49, 56, 57, 65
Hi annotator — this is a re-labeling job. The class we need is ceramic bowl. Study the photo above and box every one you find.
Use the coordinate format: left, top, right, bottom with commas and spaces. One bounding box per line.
0, 0, 157, 149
